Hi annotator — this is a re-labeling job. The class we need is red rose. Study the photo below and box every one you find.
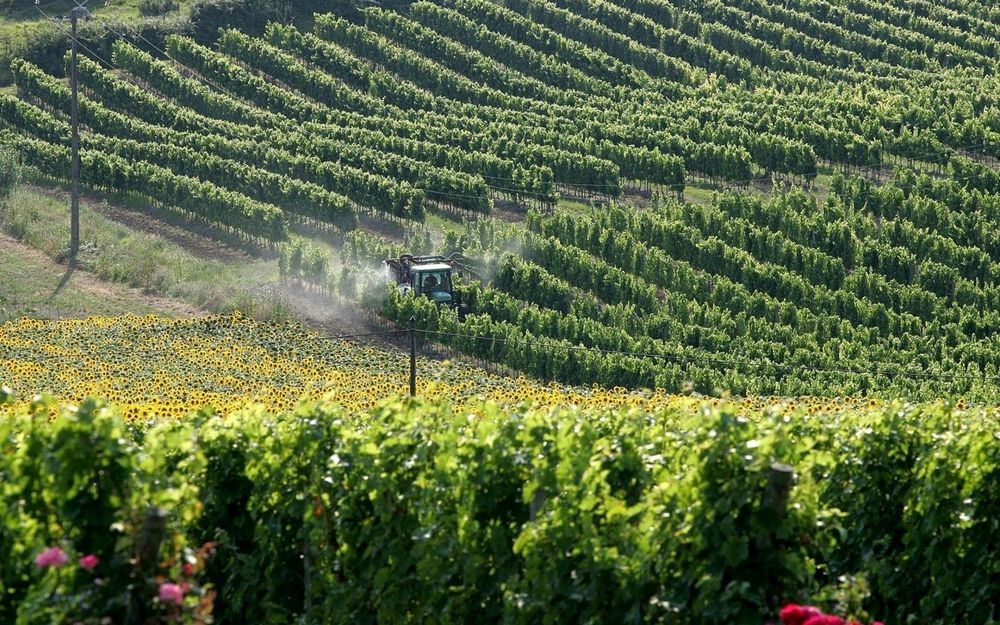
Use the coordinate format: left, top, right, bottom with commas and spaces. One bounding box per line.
781, 605, 823, 625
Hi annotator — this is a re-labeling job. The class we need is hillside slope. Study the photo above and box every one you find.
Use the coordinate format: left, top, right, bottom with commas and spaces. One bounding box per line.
0, 231, 199, 320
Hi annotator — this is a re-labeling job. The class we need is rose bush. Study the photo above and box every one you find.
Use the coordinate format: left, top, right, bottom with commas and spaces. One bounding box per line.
774, 603, 884, 625
0, 396, 215, 624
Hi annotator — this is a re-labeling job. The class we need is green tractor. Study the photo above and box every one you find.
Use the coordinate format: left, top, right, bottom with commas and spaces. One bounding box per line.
383, 253, 476, 319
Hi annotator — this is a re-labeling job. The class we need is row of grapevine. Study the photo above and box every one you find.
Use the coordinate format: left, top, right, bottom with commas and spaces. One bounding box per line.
448, 0, 650, 88
486, 255, 959, 378
429, 0, 992, 172
407, 1, 612, 96
529, 210, 933, 337
9, 65, 428, 220
639, 198, 957, 319
163, 32, 623, 194
125, 10, 955, 190
360, 7, 579, 106
460, 280, 958, 393
499, 0, 697, 84
111, 41, 554, 207
12, 396, 1000, 623
1, 131, 285, 239
213, 29, 387, 117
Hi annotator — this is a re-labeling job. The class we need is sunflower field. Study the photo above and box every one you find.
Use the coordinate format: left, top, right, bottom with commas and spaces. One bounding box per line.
0, 313, 888, 421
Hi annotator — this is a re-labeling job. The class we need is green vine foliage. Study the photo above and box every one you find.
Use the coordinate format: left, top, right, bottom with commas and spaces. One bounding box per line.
0, 398, 213, 625
3, 394, 999, 624
0, 145, 19, 199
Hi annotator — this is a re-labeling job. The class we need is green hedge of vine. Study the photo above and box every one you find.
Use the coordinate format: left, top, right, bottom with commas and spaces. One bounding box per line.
2, 392, 998, 624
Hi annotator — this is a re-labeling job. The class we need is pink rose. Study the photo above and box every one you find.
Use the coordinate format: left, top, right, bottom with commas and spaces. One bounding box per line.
35, 546, 68, 569
79, 554, 99, 571
158, 582, 185, 606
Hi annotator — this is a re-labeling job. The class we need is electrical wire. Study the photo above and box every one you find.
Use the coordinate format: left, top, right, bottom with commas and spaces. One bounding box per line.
35, 4, 118, 73
416, 329, 1000, 383
11, 319, 994, 384
84, 7, 250, 105
302, 329, 404, 341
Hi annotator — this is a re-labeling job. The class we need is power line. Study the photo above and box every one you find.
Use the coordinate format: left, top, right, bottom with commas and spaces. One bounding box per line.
13, 321, 995, 385
35, 5, 116, 72
302, 329, 404, 341
417, 328, 1000, 383
31, 0, 77, 11
34, 4, 221, 103
670, 141, 994, 191
85, 11, 247, 103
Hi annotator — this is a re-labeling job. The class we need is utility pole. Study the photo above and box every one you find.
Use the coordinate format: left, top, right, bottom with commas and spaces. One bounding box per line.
409, 316, 417, 397
68, 5, 90, 265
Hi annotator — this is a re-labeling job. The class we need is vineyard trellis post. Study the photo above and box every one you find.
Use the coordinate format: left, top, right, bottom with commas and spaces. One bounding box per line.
761, 462, 793, 517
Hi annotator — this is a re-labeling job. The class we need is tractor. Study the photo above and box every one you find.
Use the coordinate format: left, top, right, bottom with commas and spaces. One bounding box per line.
383, 253, 476, 319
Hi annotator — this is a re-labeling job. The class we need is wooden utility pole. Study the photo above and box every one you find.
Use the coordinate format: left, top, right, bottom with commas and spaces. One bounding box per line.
68, 5, 89, 265
409, 316, 417, 396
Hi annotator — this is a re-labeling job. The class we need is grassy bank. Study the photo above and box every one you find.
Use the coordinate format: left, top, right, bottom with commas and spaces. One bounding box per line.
0, 233, 200, 320
0, 184, 292, 320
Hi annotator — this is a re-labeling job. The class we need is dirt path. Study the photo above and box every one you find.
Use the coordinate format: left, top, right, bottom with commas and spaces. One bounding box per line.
7, 185, 464, 361
0, 233, 203, 319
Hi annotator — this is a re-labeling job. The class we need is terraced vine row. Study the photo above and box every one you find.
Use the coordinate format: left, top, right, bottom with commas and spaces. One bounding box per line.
349, 161, 1000, 401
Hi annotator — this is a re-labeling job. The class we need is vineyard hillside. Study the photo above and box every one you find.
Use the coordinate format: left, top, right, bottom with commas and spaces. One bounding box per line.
4, 2, 1000, 623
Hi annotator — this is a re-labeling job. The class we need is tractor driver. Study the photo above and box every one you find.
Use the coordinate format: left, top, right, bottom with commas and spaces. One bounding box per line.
422, 274, 440, 291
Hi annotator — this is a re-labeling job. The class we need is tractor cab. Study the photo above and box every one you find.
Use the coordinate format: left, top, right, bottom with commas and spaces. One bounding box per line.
383, 253, 477, 318
411, 263, 455, 304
